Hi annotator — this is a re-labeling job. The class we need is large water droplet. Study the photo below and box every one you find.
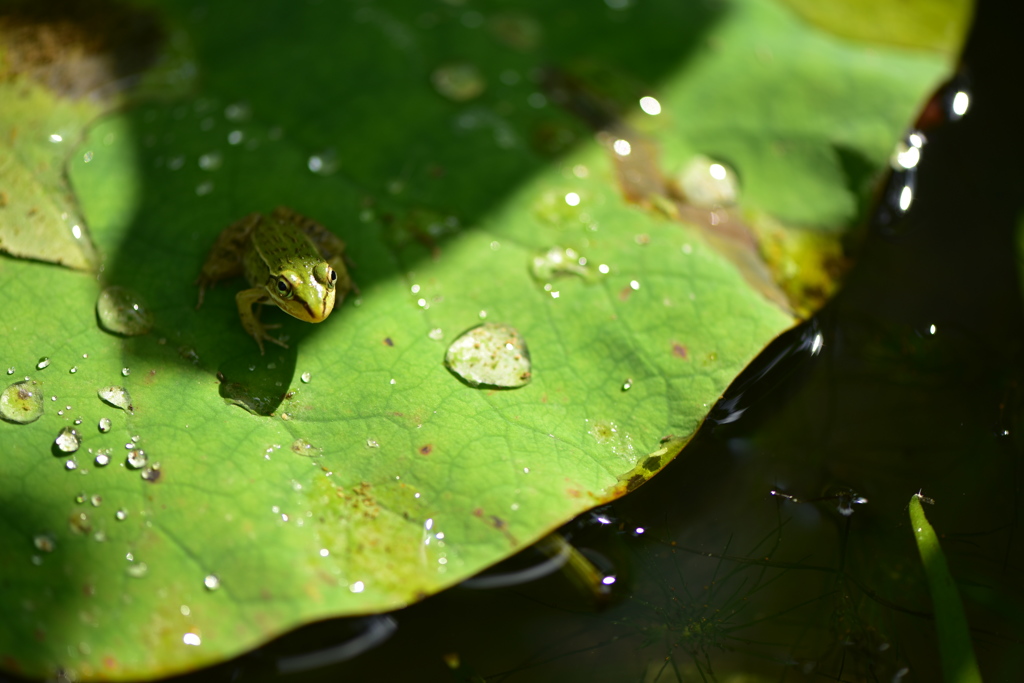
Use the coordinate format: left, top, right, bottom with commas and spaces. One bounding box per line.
55, 427, 81, 454
676, 155, 739, 208
36, 357, 51, 370
291, 438, 322, 457
1, 380, 44, 424
431, 63, 486, 101
98, 386, 133, 413
300, 372, 311, 383
98, 417, 112, 433
444, 323, 531, 389
96, 286, 154, 336
204, 574, 220, 590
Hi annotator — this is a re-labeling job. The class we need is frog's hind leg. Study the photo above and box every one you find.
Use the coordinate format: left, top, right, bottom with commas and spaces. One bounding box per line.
195, 212, 262, 308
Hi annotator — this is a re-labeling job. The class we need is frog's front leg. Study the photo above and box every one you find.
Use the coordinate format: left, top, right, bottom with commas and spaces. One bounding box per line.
195, 213, 262, 308
236, 288, 288, 355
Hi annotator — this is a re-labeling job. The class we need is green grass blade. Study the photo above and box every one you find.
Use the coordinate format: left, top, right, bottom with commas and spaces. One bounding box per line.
909, 494, 983, 683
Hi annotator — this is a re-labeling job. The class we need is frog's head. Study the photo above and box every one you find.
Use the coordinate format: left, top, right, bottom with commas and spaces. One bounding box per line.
268, 262, 338, 323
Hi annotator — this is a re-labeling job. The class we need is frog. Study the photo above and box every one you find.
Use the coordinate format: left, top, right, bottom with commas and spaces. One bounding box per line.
195, 206, 354, 354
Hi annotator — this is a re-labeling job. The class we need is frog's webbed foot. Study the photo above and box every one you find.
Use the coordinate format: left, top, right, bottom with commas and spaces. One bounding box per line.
248, 320, 289, 356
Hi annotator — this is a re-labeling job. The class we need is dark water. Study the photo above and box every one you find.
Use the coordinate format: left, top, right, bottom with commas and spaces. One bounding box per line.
152, 1, 1024, 681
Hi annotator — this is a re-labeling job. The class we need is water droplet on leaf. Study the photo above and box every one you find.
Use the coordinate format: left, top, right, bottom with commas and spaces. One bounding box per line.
204, 574, 220, 590
1, 380, 44, 424
198, 151, 222, 171
300, 372, 311, 383
97, 386, 133, 413
431, 63, 486, 101
98, 418, 111, 433
33, 534, 55, 552
126, 561, 148, 578
676, 155, 739, 208
530, 246, 593, 283
141, 464, 161, 482
445, 323, 531, 389
36, 358, 51, 370
96, 286, 154, 336
291, 438, 322, 457
126, 450, 148, 469
55, 427, 81, 454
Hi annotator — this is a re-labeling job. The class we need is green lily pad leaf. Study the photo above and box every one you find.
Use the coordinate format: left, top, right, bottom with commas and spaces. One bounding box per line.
0, 0, 970, 679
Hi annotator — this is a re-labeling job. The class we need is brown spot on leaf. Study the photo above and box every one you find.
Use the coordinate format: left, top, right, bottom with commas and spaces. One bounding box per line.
671, 342, 688, 359
418, 444, 433, 456
383, 337, 394, 346
641, 455, 662, 471
618, 285, 633, 301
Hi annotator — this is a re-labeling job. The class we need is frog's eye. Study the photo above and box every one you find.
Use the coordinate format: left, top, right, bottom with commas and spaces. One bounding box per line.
276, 278, 293, 299
327, 268, 338, 287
